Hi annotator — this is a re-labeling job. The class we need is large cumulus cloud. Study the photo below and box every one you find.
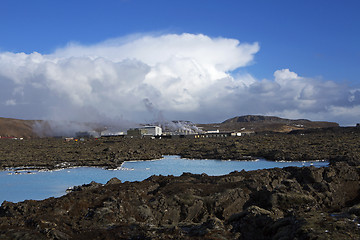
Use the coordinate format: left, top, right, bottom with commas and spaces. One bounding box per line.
0, 33, 359, 126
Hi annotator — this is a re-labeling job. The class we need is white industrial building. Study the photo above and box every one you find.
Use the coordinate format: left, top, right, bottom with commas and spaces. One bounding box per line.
127, 126, 162, 137
143, 126, 162, 136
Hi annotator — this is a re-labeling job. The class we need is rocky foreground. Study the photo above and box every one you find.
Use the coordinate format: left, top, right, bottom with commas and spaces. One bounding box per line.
0, 127, 360, 239
1, 162, 360, 239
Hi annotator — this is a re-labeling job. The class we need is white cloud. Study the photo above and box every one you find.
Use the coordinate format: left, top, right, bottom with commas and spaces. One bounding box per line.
0, 33, 259, 124
274, 68, 300, 82
54, 33, 259, 71
0, 33, 359, 127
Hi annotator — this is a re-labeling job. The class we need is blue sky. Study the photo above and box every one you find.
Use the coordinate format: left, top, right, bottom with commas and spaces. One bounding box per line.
2, 0, 359, 82
0, 0, 360, 126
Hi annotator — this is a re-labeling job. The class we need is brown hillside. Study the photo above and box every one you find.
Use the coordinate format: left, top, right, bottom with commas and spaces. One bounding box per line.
197, 115, 339, 132
0, 117, 40, 138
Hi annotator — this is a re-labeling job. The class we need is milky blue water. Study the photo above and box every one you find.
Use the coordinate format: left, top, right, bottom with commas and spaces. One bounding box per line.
0, 155, 328, 203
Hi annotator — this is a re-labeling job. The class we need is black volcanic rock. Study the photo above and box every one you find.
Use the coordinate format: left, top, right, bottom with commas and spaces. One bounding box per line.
1, 127, 360, 170
0, 127, 359, 239
0, 163, 359, 239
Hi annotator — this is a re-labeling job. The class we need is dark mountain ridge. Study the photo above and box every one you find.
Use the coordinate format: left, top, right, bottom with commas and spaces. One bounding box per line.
198, 115, 339, 133
223, 115, 309, 123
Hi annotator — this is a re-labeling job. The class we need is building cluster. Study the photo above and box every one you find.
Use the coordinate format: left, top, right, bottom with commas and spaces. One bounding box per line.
74, 125, 254, 139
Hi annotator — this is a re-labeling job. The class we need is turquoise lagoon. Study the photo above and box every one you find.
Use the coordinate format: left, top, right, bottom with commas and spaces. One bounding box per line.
0, 155, 328, 203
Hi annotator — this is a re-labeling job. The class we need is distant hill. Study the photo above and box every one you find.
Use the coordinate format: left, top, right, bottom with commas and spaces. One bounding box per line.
197, 115, 339, 133
0, 117, 110, 138
0, 117, 125, 138
0, 117, 41, 138
0, 115, 340, 138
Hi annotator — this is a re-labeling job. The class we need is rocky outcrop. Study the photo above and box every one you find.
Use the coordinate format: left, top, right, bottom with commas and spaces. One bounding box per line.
1, 163, 359, 239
